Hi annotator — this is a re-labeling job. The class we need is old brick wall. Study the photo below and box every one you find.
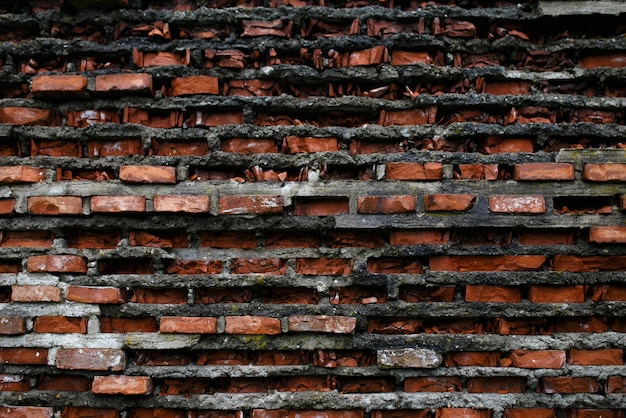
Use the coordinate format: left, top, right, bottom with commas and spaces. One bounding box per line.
0, 0, 625, 417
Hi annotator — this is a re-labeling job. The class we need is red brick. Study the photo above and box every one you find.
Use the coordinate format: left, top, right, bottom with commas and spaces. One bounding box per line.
66, 286, 125, 304
436, 409, 492, 418
391, 51, 433, 65
91, 195, 146, 213
288, 315, 356, 333
606, 376, 626, 393
171, 75, 219, 96
568, 349, 623, 366
540, 377, 598, 393
528, 285, 585, 303
504, 409, 556, 418
56, 348, 125, 371
455, 164, 499, 180
568, 410, 624, 418
372, 412, 429, 418
160, 317, 218, 334
231, 258, 286, 275
221, 138, 278, 153
251, 411, 362, 418
0, 199, 14, 214
227, 79, 279, 96
482, 137, 534, 154
378, 107, 436, 126
385, 162, 442, 180
465, 285, 521, 302
88, 139, 143, 157
156, 140, 208, 156
165, 260, 222, 274
429, 255, 545, 271
0, 166, 46, 183
518, 230, 576, 245
466, 377, 526, 393
589, 226, 626, 244
553, 255, 626, 272
219, 196, 283, 215
1, 230, 53, 248
133, 49, 190, 67
390, 230, 449, 245
189, 110, 244, 127
0, 107, 59, 126
0, 316, 25, 334
32, 139, 82, 157
590, 285, 626, 301
32, 75, 88, 99
153, 195, 210, 213
513, 163, 574, 181
367, 257, 423, 274
33, 316, 87, 333
357, 195, 415, 214
283, 136, 338, 153
36, 375, 91, 391
0, 406, 54, 418
123, 108, 182, 128
296, 258, 352, 275
327, 231, 384, 248
292, 198, 349, 216
92, 376, 153, 395
0, 374, 30, 391
399, 285, 455, 302
579, 54, 626, 68
404, 376, 462, 392
11, 285, 60, 302
483, 81, 529, 95
101, 317, 157, 333
509, 350, 566, 369
119, 166, 176, 184
28, 196, 83, 215
95, 73, 153, 95
66, 109, 120, 127
27, 255, 87, 273
130, 288, 186, 304
66, 229, 121, 249
583, 163, 626, 181
621, 195, 626, 212
445, 351, 500, 367
199, 231, 257, 249
224, 316, 281, 335
0, 348, 47, 364
61, 407, 119, 418
424, 194, 475, 211
129, 230, 188, 249
488, 196, 545, 213
128, 409, 183, 418
345, 46, 387, 66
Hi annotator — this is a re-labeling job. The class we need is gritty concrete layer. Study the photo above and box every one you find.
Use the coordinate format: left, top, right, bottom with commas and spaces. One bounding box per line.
540, 0, 626, 16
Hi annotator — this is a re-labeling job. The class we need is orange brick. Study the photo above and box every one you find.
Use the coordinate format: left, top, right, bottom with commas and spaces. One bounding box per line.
385, 162, 442, 180
0, 199, 14, 214
33, 316, 87, 333
92, 376, 153, 395
296, 258, 352, 275
153, 195, 210, 213
283, 136, 339, 153
224, 316, 281, 335
219, 196, 283, 215
95, 73, 153, 95
588, 226, 626, 244
430, 255, 545, 272
357, 195, 415, 214
27, 255, 87, 273
288, 315, 356, 333
28, 196, 83, 215
31, 75, 88, 99
0, 166, 46, 183
0, 107, 60, 126
513, 163, 574, 181
91, 196, 146, 213
465, 285, 521, 302
292, 198, 349, 216
390, 230, 450, 245
528, 285, 585, 303
0, 406, 54, 418
583, 163, 626, 182
159, 317, 217, 334
509, 350, 566, 369
171, 75, 219, 96
424, 194, 475, 211
119, 166, 176, 184
568, 349, 623, 366
66, 286, 125, 304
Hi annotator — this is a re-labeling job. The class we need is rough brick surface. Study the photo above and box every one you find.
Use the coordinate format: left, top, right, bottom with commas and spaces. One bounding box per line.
0, 1, 625, 416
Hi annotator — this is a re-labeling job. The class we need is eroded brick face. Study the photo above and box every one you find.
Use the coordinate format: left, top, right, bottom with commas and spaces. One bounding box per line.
0, 0, 625, 416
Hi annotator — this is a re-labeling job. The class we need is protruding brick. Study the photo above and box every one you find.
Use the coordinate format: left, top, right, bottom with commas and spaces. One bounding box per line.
224, 316, 281, 335
153, 195, 210, 213
0, 166, 46, 183
0, 348, 47, 364
568, 349, 623, 366
11, 285, 60, 302
31, 75, 88, 99
66, 286, 125, 304
509, 350, 566, 369
540, 377, 598, 393
488, 196, 545, 213
119, 166, 176, 184
91, 195, 146, 213
465, 285, 521, 302
528, 285, 585, 303
28, 196, 82, 215
357, 195, 415, 214
0, 406, 54, 418
0, 107, 60, 126
377, 348, 442, 368
579, 53, 626, 68
160, 317, 217, 334
553, 255, 626, 272
296, 258, 352, 275
430, 255, 545, 271
0, 316, 25, 334
288, 315, 356, 333
424, 194, 475, 211
171, 75, 219, 96
385, 162, 442, 180
27, 255, 87, 273
0, 199, 14, 215
92, 376, 153, 395
589, 226, 626, 244
583, 163, 626, 182
513, 163, 574, 181
95, 73, 153, 95
283, 136, 339, 153
219, 196, 283, 215
56, 348, 125, 371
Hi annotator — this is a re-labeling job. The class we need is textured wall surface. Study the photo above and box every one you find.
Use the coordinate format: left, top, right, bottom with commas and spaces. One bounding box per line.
0, 0, 625, 417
